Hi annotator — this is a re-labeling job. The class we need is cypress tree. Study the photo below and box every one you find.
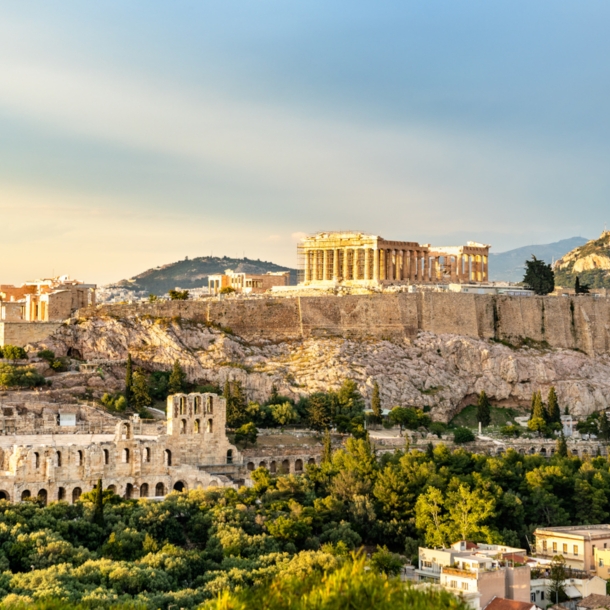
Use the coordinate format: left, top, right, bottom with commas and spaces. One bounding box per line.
93, 478, 104, 527
575, 277, 581, 295
477, 391, 491, 427
547, 387, 561, 424
556, 434, 568, 458
125, 353, 133, 406
531, 391, 545, 420
168, 359, 186, 394
371, 381, 382, 424
322, 429, 333, 464
599, 411, 610, 441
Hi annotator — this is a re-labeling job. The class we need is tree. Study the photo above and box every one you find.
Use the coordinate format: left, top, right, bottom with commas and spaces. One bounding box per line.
234, 422, 258, 448
168, 289, 189, 300
148, 294, 158, 302
575, 277, 590, 295
369, 545, 404, 576
415, 487, 448, 548
93, 479, 104, 527
322, 429, 333, 464
547, 387, 561, 424
168, 359, 186, 395
371, 381, 382, 425
453, 427, 475, 444
336, 379, 365, 419
270, 402, 299, 427
2, 345, 27, 361
224, 380, 246, 428
446, 482, 495, 542
529, 391, 547, 437
547, 555, 567, 604
132, 371, 151, 411
599, 411, 610, 441
523, 256, 555, 295
307, 393, 333, 431
476, 391, 491, 427
125, 353, 133, 406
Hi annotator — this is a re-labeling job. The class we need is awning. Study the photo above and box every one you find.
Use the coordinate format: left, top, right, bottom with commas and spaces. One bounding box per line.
563, 585, 581, 599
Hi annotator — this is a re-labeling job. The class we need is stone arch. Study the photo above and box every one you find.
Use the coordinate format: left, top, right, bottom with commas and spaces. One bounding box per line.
550, 448, 556, 455
155, 482, 165, 496
540, 447, 547, 456
103, 449, 109, 465
125, 483, 134, 499
38, 489, 48, 506
140, 483, 149, 498
179, 396, 187, 415
180, 419, 187, 434
77, 450, 83, 466
164, 449, 172, 466
0, 490, 10, 502
529, 447, 536, 455
107, 484, 116, 494
295, 459, 303, 472
56, 451, 62, 467
67, 346, 82, 359
270, 460, 277, 473
308, 458, 316, 465
207, 418, 213, 433
57, 487, 66, 501
208, 479, 219, 487
120, 422, 131, 440
122, 448, 130, 463
281, 459, 290, 474
194, 396, 201, 414
21, 490, 31, 501
259, 461, 267, 468
173, 481, 186, 492
72, 487, 82, 503
207, 395, 214, 414
226, 449, 233, 464
247, 462, 255, 472
518, 448, 525, 455
34, 452, 40, 469
144, 447, 151, 463
194, 419, 200, 434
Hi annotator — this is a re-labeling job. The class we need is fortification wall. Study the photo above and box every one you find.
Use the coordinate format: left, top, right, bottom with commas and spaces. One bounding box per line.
0, 322, 63, 347
77, 294, 610, 354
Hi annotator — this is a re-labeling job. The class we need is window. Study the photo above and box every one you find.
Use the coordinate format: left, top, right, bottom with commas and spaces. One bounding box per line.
179, 397, 186, 415
103, 449, 109, 465
450, 580, 457, 589
422, 561, 432, 569
574, 545, 579, 556
194, 396, 201, 414
531, 594, 536, 603
180, 419, 187, 434
563, 544, 568, 553
600, 559, 604, 567
122, 448, 130, 463
552, 542, 557, 553
34, 452, 40, 469
541, 592, 544, 600
77, 451, 83, 466
194, 419, 200, 434
56, 451, 62, 467
164, 449, 172, 466
206, 418, 213, 433
592, 544, 596, 556
144, 447, 151, 463
461, 582, 468, 591
542, 540, 547, 552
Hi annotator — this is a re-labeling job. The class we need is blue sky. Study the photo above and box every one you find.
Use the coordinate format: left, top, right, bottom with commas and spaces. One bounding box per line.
1, 1, 609, 284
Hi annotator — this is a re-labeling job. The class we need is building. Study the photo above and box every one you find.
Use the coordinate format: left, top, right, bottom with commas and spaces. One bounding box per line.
208, 269, 290, 295
577, 594, 610, 609
0, 276, 96, 322
530, 574, 606, 608
418, 541, 530, 610
297, 231, 490, 286
0, 392, 242, 503
484, 598, 541, 610
534, 526, 610, 572
593, 547, 610, 579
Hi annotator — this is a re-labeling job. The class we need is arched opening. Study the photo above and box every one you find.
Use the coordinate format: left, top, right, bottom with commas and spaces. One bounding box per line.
144, 447, 151, 463
38, 489, 47, 506
180, 396, 186, 415
206, 418, 213, 433
125, 483, 133, 499
259, 461, 267, 469
107, 485, 116, 494
21, 490, 31, 501
540, 447, 547, 456
121, 423, 130, 440
518, 448, 525, 455
56, 451, 62, 467
550, 448, 556, 455
308, 458, 316, 465
194, 419, 200, 434
294, 459, 303, 472
57, 487, 66, 501
208, 479, 219, 487
155, 482, 165, 496
207, 396, 213, 414
67, 347, 82, 359
270, 461, 277, 474
72, 487, 82, 503
173, 481, 186, 492
0, 491, 9, 502
164, 449, 172, 466
77, 450, 83, 466
529, 447, 536, 455
180, 419, 187, 434
194, 396, 201, 414
122, 448, 130, 463
140, 483, 149, 498
226, 449, 233, 465
247, 462, 255, 472
281, 459, 290, 474
103, 449, 109, 465
34, 452, 40, 469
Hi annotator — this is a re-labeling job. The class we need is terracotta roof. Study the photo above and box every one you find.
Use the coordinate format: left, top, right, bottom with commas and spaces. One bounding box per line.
578, 593, 610, 609
484, 598, 538, 610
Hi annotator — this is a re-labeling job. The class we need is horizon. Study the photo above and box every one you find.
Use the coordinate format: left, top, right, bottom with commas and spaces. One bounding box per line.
2, 2, 609, 285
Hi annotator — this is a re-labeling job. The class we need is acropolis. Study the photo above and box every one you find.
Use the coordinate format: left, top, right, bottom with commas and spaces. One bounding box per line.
298, 231, 490, 286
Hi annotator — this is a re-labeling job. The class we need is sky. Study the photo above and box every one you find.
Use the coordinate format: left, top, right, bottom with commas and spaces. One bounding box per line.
1, 1, 609, 285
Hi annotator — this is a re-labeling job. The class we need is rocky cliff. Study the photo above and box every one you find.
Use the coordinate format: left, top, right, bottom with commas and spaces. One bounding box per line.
554, 231, 610, 289
36, 309, 610, 421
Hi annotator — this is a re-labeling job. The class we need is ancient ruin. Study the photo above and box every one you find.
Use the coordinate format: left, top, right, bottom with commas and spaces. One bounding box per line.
208, 269, 290, 295
297, 231, 490, 286
0, 392, 244, 504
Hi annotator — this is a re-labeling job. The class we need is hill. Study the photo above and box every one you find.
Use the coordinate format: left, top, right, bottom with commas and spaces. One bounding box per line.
488, 236, 588, 282
554, 231, 610, 288
109, 256, 297, 295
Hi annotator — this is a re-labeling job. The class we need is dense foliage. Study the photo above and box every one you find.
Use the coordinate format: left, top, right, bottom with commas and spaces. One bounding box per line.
523, 255, 555, 295
0, 440, 607, 607
0, 364, 47, 389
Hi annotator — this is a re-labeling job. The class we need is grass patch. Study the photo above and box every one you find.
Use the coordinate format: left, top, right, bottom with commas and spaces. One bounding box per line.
449, 404, 525, 428
420, 386, 443, 396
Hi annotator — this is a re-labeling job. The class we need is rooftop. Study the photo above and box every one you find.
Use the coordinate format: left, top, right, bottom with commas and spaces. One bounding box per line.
484, 598, 538, 610
577, 593, 610, 609
535, 525, 610, 539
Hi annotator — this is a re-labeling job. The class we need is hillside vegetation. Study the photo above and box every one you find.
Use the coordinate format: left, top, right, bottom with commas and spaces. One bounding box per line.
554, 231, 610, 288
110, 256, 296, 295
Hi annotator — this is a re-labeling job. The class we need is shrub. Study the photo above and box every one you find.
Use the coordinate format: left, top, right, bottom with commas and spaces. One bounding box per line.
453, 427, 476, 444
2, 345, 27, 361
0, 365, 46, 388
500, 424, 522, 438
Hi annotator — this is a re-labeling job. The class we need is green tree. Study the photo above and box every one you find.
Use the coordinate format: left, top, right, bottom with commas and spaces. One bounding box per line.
270, 402, 299, 427
476, 391, 491, 427
547, 387, 561, 424
3, 345, 27, 361
369, 545, 404, 576
575, 277, 590, 295
125, 353, 133, 406
234, 422, 258, 448
132, 371, 151, 411
523, 255, 555, 295
307, 392, 333, 431
336, 379, 365, 419
168, 359, 186, 394
445, 482, 495, 542
168, 289, 189, 300
148, 293, 158, 302
415, 487, 448, 548
547, 555, 568, 604
322, 429, 333, 464
93, 479, 104, 527
371, 381, 382, 425
556, 434, 568, 458
224, 380, 246, 428
600, 411, 610, 441
453, 427, 475, 444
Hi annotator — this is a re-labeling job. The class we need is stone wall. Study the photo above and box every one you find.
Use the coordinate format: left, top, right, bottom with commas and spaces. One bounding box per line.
0, 322, 63, 347
77, 293, 610, 354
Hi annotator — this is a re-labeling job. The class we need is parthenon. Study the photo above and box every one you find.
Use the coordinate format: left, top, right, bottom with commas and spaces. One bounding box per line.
298, 232, 490, 285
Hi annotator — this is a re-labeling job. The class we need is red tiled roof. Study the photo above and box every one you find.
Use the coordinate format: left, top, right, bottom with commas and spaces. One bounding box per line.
578, 593, 610, 609
484, 598, 538, 610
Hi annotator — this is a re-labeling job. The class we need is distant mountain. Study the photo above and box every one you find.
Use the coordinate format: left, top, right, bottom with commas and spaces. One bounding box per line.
108, 256, 297, 295
489, 237, 589, 282
554, 231, 610, 288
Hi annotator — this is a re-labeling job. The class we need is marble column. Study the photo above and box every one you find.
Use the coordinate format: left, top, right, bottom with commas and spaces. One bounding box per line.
373, 249, 380, 281
364, 249, 371, 280
387, 249, 394, 281
322, 250, 328, 281
304, 250, 311, 283
333, 249, 339, 281
353, 249, 360, 280
343, 248, 350, 281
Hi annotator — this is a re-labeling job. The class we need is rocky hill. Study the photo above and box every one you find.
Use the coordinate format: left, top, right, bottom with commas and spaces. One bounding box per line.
488, 236, 587, 282
554, 231, 610, 289
109, 256, 297, 295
